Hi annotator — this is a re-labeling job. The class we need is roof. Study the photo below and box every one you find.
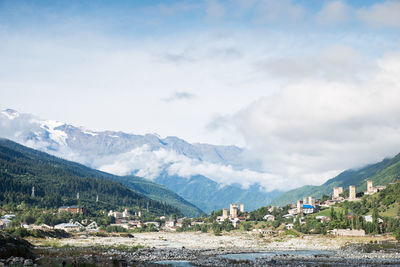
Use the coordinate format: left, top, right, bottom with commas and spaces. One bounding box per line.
58, 206, 83, 209
303, 205, 315, 209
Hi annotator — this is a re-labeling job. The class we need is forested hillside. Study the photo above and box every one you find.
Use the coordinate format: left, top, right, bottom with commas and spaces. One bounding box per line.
0, 138, 181, 216
272, 153, 400, 206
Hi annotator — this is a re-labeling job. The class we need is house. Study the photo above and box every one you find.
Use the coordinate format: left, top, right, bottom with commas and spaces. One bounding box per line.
54, 223, 81, 231
58, 206, 85, 214
329, 229, 365, 236
230, 218, 241, 228
263, 214, 275, 221
364, 215, 383, 223
302, 204, 316, 214
128, 220, 142, 228
288, 208, 298, 215
2, 214, 16, 220
216, 216, 227, 223
144, 221, 160, 228
283, 214, 295, 219
108, 210, 123, 219
286, 223, 294, 230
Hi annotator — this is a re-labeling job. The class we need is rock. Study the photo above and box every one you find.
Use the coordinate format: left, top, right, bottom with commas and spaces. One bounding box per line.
0, 232, 35, 260
24, 259, 34, 265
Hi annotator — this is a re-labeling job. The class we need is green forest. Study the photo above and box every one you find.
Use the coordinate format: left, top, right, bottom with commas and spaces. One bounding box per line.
0, 138, 181, 217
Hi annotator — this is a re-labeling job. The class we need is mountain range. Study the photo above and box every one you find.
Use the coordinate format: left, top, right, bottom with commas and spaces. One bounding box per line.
0, 109, 280, 213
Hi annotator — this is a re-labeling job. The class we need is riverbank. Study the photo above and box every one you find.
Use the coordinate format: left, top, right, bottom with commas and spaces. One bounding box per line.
23, 231, 400, 266
29, 231, 395, 250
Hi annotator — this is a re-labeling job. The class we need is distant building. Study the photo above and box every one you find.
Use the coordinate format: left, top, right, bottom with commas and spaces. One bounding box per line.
222, 208, 228, 219
108, 210, 123, 219
365, 180, 386, 195
297, 200, 303, 215
230, 203, 239, 219
286, 223, 294, 230
308, 196, 316, 207
329, 229, 365, 236
263, 214, 275, 221
333, 187, 343, 199
240, 203, 245, 213
302, 204, 316, 214
58, 206, 85, 214
364, 215, 383, 223
349, 185, 357, 201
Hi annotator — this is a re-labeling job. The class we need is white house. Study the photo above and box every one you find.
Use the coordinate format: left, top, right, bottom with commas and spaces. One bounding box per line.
302, 204, 316, 214
263, 214, 275, 221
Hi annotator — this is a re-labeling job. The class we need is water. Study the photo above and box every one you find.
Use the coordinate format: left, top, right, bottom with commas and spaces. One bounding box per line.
219, 250, 333, 261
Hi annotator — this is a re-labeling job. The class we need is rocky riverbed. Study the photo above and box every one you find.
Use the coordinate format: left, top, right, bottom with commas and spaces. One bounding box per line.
5, 232, 399, 266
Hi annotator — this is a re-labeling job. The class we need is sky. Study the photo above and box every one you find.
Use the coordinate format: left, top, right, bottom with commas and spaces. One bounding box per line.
1, 0, 400, 187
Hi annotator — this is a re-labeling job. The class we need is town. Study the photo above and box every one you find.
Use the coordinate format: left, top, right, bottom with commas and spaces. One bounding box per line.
1, 179, 399, 240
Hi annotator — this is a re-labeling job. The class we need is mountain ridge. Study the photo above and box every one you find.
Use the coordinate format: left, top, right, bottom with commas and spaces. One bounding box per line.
271, 153, 400, 206
0, 109, 281, 212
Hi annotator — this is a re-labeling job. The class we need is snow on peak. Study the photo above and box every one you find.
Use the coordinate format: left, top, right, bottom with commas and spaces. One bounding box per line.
1, 109, 20, 120
40, 120, 68, 145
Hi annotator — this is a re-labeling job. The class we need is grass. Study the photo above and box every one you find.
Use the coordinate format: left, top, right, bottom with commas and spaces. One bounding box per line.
379, 203, 400, 217
313, 206, 343, 217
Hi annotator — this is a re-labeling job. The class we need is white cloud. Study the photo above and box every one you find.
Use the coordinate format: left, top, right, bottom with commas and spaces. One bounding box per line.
98, 144, 285, 191
211, 52, 400, 187
316, 1, 350, 25
357, 0, 400, 29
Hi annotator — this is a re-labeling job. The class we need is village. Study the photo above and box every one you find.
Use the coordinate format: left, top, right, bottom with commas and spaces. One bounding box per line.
0, 179, 394, 239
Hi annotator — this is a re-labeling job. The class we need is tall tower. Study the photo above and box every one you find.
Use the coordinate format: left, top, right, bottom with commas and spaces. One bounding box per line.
297, 200, 303, 215
303, 197, 307, 205
230, 203, 238, 218
367, 180, 373, 193
77, 192, 79, 200
96, 194, 99, 202
349, 185, 356, 201
309, 196, 315, 207
240, 203, 244, 213
31, 186, 35, 198
222, 208, 228, 219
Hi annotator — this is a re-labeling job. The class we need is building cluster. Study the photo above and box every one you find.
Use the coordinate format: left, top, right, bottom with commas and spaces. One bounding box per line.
215, 203, 247, 227
326, 180, 386, 205
58, 206, 85, 214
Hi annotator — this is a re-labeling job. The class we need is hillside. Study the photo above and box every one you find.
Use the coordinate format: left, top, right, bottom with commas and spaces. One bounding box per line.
0, 138, 185, 216
155, 174, 282, 213
271, 153, 400, 206
109, 176, 203, 217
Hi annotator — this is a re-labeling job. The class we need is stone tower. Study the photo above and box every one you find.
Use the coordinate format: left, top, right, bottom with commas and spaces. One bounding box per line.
230, 203, 238, 218
222, 208, 228, 219
367, 180, 373, 193
333, 187, 343, 198
309, 196, 315, 207
240, 203, 244, 213
297, 200, 303, 215
303, 197, 307, 205
349, 185, 356, 201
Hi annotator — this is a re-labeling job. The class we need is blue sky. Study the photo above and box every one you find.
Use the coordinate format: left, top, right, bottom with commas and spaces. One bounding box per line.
1, 0, 400, 187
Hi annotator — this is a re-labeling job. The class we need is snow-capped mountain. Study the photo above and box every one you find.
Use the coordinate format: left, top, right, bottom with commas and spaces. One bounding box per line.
0, 109, 281, 212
